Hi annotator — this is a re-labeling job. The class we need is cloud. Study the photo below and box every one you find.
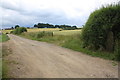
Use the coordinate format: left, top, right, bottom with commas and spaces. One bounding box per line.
0, 0, 119, 28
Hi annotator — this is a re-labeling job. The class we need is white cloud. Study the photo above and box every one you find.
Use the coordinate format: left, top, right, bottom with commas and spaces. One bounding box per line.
0, 0, 119, 28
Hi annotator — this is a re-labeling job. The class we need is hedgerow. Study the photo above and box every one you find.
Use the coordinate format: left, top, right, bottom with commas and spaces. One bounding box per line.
82, 3, 120, 54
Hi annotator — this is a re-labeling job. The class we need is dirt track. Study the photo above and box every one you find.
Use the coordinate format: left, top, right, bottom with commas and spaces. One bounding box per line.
6, 34, 118, 78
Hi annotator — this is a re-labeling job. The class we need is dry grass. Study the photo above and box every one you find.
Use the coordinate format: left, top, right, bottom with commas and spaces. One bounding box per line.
27, 28, 61, 32
54, 30, 81, 36
1, 30, 12, 34
2, 28, 81, 36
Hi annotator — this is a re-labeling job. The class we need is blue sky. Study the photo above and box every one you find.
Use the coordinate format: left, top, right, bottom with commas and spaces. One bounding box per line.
0, 0, 119, 28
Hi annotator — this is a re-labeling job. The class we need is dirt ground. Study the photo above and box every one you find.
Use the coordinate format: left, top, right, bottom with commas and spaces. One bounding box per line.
4, 34, 118, 78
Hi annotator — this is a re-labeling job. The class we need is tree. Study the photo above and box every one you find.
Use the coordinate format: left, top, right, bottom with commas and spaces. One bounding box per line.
15, 25, 20, 29
11, 27, 14, 29
33, 23, 78, 29
72, 26, 77, 29
55, 25, 59, 28
34, 24, 38, 28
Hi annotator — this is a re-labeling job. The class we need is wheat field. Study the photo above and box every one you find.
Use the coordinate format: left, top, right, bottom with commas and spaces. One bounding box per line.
1, 28, 81, 35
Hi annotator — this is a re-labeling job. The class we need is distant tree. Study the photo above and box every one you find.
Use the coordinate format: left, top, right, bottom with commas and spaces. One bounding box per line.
34, 24, 38, 28
11, 27, 14, 29
15, 25, 20, 29
72, 26, 77, 29
27, 27, 30, 29
38, 23, 44, 28
33, 23, 77, 29
49, 24, 54, 28
55, 25, 60, 28
60, 25, 77, 30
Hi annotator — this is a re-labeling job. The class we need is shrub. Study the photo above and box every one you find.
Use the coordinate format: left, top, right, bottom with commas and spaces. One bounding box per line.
82, 4, 120, 52
6, 33, 8, 34
12, 27, 27, 34
10, 31, 13, 34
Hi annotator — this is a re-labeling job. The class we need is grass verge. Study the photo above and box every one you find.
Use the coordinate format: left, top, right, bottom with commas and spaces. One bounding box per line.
0, 34, 10, 42
0, 58, 2, 78
20, 31, 118, 61
2, 44, 12, 78
0, 34, 10, 78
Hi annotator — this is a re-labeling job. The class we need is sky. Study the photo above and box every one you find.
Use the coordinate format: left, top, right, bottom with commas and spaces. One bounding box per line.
0, 0, 119, 28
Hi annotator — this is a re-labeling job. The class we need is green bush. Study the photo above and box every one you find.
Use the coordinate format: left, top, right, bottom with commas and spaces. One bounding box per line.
13, 27, 27, 34
21, 31, 53, 39
82, 4, 120, 52
10, 31, 13, 34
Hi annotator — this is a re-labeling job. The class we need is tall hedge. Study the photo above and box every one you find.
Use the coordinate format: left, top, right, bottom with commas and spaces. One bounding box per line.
82, 4, 120, 52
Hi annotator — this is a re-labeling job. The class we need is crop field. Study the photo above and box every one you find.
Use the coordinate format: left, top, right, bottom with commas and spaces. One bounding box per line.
54, 30, 81, 36
1, 30, 12, 34
27, 28, 61, 32
1, 28, 81, 36
28, 28, 81, 35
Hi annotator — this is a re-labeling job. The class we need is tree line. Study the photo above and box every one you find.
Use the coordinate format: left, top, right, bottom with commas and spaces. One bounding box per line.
34, 23, 77, 30
4, 23, 78, 30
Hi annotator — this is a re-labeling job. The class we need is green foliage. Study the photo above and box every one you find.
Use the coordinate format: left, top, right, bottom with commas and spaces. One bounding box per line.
12, 27, 27, 34
62, 35, 116, 60
15, 25, 20, 29
82, 4, 120, 52
114, 39, 120, 61
2, 45, 13, 78
2, 60, 9, 78
33, 23, 78, 29
10, 31, 13, 34
34, 23, 55, 28
21, 31, 53, 40
0, 34, 9, 42
60, 25, 77, 30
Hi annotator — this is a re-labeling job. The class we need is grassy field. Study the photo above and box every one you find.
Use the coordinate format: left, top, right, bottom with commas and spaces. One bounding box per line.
19, 28, 117, 61
1, 28, 61, 34
54, 30, 81, 36
0, 58, 1, 78
1, 28, 81, 36
27, 28, 61, 32
1, 30, 12, 34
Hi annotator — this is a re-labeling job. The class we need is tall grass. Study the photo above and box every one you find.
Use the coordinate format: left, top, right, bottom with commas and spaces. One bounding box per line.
62, 35, 116, 60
